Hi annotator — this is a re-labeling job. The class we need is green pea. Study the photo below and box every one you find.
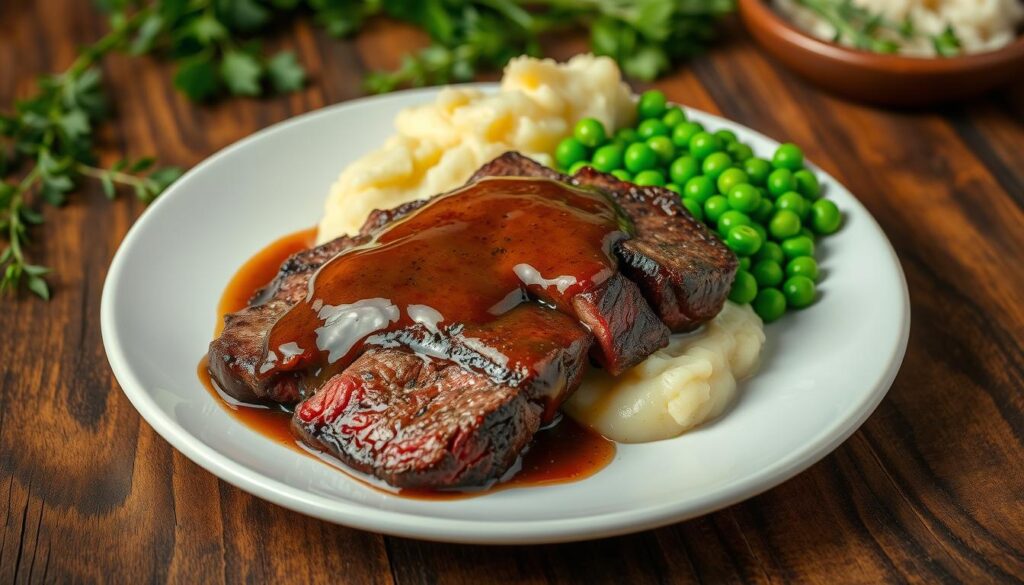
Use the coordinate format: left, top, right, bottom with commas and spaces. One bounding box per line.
743, 158, 772, 186
726, 142, 754, 162
753, 198, 774, 222
783, 275, 816, 308
625, 142, 658, 173
718, 210, 751, 233
750, 222, 767, 247
685, 176, 716, 204
615, 128, 638, 144
647, 135, 676, 165
702, 152, 733, 180
637, 118, 669, 139
555, 137, 588, 170
775, 191, 809, 219
568, 160, 590, 175
610, 169, 632, 182
665, 182, 681, 194
727, 225, 763, 256
754, 241, 785, 264
716, 167, 748, 195
634, 169, 666, 187
786, 256, 819, 281
739, 257, 751, 271
672, 122, 704, 148
714, 129, 738, 144
794, 169, 820, 199
769, 209, 802, 240
591, 143, 624, 172
751, 259, 784, 287
729, 270, 758, 305
662, 106, 687, 128
773, 143, 804, 170
811, 199, 842, 235
781, 235, 815, 259
800, 227, 816, 241
688, 132, 721, 160
727, 184, 762, 213
753, 288, 787, 323
704, 195, 730, 223
670, 156, 700, 185
638, 90, 668, 119
574, 117, 607, 148
681, 197, 704, 221
767, 168, 796, 197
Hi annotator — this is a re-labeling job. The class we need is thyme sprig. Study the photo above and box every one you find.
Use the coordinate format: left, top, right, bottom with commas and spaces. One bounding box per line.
0, 6, 183, 298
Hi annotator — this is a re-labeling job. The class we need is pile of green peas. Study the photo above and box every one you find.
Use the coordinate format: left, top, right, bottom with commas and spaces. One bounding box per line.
553, 90, 842, 323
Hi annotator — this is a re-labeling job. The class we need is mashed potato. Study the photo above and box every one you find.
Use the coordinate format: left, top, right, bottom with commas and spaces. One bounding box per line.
317, 56, 766, 443
563, 302, 765, 443
318, 54, 635, 242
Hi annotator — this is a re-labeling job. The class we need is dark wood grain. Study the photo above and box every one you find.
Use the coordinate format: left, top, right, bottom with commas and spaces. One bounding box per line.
1, 3, 1022, 583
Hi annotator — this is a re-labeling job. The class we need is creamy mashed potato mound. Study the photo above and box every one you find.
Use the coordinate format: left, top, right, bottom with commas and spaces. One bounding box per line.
317, 55, 766, 442
563, 302, 765, 443
317, 54, 635, 242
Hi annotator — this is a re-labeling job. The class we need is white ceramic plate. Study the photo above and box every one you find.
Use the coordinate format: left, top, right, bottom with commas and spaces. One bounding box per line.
101, 85, 909, 544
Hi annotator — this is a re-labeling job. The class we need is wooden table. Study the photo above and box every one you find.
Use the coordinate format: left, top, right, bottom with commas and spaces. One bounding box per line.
2, 2, 1022, 583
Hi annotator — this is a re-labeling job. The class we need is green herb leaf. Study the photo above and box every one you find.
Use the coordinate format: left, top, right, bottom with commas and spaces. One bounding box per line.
147, 166, 184, 195
216, 0, 271, 32
266, 51, 306, 93
59, 110, 91, 140
131, 12, 165, 55
220, 50, 263, 96
101, 172, 116, 199
174, 55, 220, 101
27, 274, 50, 300
130, 156, 155, 172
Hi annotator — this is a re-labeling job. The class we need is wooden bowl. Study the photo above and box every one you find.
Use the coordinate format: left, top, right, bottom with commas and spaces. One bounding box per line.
738, 0, 1024, 106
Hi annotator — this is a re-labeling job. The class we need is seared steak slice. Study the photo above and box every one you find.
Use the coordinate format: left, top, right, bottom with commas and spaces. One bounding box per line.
250, 235, 365, 306
292, 348, 540, 489
209, 299, 302, 403
574, 167, 738, 331
572, 273, 670, 375
293, 304, 591, 489
359, 199, 430, 236
469, 152, 737, 331
209, 234, 366, 403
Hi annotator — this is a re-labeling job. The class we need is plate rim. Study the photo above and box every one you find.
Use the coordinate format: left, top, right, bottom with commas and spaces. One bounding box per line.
101, 83, 911, 544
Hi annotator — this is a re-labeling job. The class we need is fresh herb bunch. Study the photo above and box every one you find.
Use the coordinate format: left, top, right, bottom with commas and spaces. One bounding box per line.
794, 0, 962, 56
359, 0, 736, 92
0, 6, 184, 299
2, 0, 735, 299
98, 0, 309, 100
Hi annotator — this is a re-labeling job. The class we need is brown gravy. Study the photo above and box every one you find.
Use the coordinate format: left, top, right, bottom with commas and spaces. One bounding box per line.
262, 178, 625, 392
201, 225, 616, 499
